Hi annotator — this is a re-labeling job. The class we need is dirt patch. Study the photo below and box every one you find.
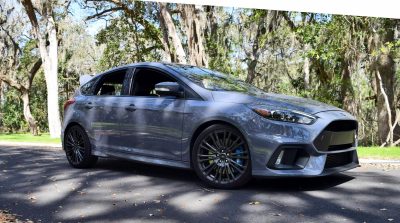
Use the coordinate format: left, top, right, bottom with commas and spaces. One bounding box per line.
360, 163, 400, 171
0, 210, 33, 223
0, 210, 18, 223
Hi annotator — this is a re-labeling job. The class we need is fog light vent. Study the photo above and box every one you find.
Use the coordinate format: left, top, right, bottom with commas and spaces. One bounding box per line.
275, 150, 285, 165
268, 146, 310, 170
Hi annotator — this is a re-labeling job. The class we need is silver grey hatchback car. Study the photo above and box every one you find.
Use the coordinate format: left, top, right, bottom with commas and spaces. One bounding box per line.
62, 62, 359, 188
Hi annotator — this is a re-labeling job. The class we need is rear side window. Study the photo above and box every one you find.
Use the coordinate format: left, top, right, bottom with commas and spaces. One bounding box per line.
80, 77, 98, 96
94, 69, 128, 96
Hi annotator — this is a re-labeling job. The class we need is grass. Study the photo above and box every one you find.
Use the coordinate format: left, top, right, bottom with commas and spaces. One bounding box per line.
0, 133, 61, 144
357, 146, 400, 160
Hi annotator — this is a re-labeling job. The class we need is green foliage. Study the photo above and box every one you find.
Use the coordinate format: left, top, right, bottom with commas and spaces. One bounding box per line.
0, 72, 48, 133
205, 7, 240, 76
96, 12, 163, 71
0, 88, 25, 133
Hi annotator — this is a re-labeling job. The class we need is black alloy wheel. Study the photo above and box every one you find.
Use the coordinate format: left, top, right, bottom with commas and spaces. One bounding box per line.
192, 124, 252, 189
64, 125, 98, 168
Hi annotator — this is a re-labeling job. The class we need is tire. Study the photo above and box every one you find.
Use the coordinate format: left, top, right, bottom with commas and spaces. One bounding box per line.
64, 125, 98, 168
192, 124, 252, 189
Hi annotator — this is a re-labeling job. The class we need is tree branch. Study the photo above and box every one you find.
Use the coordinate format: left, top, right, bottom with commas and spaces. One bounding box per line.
0, 74, 23, 91
27, 58, 42, 88
86, 7, 123, 20
20, 0, 39, 33
282, 12, 296, 31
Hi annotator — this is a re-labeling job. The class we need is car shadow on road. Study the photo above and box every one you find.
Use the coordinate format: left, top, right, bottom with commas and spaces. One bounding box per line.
95, 158, 355, 192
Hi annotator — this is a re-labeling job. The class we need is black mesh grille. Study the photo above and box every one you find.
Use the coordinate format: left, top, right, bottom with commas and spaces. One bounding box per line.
325, 120, 358, 132
325, 152, 353, 168
328, 143, 353, 151
314, 120, 358, 152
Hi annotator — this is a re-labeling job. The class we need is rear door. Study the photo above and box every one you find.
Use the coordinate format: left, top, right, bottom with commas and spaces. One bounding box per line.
83, 68, 132, 150
116, 67, 185, 160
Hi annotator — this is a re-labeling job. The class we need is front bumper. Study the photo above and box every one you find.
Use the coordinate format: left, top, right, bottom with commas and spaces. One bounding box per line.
253, 148, 359, 177
247, 110, 359, 177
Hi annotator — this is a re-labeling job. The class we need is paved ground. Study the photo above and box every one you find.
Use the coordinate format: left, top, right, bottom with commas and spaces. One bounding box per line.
0, 145, 399, 223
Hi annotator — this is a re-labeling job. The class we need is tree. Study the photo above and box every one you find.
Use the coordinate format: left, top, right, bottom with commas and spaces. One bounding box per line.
204, 6, 237, 74
0, 5, 41, 135
157, 2, 187, 63
179, 4, 208, 66
366, 19, 399, 145
58, 17, 103, 99
85, 1, 210, 66
20, 0, 62, 138
239, 9, 282, 84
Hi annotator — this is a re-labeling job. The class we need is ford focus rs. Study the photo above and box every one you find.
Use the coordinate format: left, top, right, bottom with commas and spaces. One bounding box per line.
62, 62, 359, 188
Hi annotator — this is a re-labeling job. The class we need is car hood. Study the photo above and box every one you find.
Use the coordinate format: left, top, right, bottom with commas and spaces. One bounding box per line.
211, 91, 343, 115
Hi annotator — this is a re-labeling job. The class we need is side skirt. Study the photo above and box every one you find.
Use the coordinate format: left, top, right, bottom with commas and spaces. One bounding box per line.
93, 148, 191, 169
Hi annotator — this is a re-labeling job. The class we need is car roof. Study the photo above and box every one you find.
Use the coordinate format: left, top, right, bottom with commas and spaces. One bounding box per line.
95, 62, 198, 77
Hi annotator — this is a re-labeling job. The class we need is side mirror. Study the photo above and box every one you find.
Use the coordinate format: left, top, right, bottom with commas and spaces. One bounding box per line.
155, 82, 184, 98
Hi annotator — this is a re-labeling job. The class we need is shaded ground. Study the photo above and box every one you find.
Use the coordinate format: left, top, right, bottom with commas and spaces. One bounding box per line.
0, 146, 399, 223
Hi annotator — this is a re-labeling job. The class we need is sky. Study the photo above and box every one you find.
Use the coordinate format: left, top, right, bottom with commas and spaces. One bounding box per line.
68, 1, 106, 36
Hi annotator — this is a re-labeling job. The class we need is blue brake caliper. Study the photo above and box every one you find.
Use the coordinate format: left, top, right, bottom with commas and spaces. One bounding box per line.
234, 146, 244, 166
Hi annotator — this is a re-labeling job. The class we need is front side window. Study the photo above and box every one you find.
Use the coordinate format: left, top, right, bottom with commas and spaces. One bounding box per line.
131, 68, 179, 97
94, 69, 128, 96
166, 64, 264, 95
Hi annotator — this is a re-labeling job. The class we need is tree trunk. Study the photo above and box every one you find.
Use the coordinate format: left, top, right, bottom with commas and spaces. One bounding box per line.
303, 57, 310, 89
180, 4, 208, 66
158, 2, 187, 64
372, 21, 397, 145
45, 15, 62, 138
341, 59, 356, 114
0, 80, 2, 102
21, 0, 62, 138
303, 44, 311, 90
246, 60, 257, 84
375, 54, 396, 144
21, 90, 38, 135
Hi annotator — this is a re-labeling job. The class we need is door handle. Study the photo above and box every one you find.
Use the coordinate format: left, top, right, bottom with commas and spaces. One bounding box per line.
125, 104, 136, 112
85, 102, 94, 109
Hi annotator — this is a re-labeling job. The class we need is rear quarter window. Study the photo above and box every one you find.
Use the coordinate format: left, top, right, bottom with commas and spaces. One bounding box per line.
80, 77, 98, 95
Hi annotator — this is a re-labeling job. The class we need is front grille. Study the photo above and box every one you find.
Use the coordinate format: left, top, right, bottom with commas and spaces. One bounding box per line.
325, 120, 358, 132
325, 151, 353, 168
314, 120, 358, 152
328, 143, 353, 151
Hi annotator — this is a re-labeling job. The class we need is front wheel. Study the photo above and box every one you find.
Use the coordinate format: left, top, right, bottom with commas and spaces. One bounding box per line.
64, 125, 98, 168
192, 124, 252, 189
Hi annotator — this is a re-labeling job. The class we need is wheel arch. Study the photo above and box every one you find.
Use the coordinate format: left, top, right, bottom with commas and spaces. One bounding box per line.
64, 121, 85, 134
63, 121, 87, 149
188, 119, 250, 167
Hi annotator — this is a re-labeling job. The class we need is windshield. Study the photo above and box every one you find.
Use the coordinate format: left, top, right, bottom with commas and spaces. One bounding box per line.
166, 64, 264, 95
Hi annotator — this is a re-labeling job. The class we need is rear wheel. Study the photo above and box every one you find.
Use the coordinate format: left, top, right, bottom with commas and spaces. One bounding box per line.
64, 125, 98, 168
192, 124, 252, 189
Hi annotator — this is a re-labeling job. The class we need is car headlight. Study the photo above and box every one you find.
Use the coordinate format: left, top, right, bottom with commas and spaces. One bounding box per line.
252, 108, 316, 124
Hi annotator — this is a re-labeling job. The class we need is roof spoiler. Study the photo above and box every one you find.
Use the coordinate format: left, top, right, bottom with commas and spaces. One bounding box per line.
79, 74, 93, 86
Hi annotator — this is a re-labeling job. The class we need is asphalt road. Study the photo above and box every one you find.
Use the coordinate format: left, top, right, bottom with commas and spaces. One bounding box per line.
0, 145, 399, 223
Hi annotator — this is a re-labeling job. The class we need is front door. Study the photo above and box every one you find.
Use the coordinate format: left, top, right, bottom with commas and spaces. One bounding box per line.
117, 67, 185, 160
